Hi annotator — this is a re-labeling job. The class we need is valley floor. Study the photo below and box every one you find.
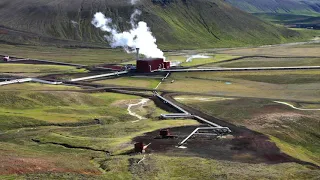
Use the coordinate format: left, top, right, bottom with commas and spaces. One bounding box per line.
0, 43, 319, 179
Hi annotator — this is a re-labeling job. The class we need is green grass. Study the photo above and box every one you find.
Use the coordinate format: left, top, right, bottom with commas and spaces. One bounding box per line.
0, 83, 81, 91
0, 91, 143, 131
94, 77, 161, 89
167, 70, 320, 84
33, 119, 199, 153
231, 73, 320, 84
0, 86, 319, 178
0, 86, 201, 178
1, 41, 320, 178
213, 57, 320, 68
0, 63, 87, 77
0, 64, 86, 73
97, 154, 320, 179
219, 42, 320, 57
270, 136, 320, 166
195, 70, 320, 84
0, 44, 134, 65
159, 70, 320, 102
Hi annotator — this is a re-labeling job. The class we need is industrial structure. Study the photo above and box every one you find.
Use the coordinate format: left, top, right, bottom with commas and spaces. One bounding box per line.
135, 48, 170, 73
2, 56, 9, 61
157, 129, 177, 139
136, 58, 170, 73
134, 142, 151, 153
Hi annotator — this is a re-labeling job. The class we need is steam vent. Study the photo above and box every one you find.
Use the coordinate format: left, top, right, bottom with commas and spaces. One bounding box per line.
136, 48, 170, 73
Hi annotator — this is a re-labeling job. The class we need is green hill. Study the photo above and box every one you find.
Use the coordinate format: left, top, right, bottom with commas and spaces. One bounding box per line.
0, 0, 313, 49
225, 0, 320, 29
225, 0, 320, 16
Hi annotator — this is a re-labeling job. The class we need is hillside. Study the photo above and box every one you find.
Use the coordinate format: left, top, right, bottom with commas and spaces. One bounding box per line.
0, 0, 311, 49
253, 13, 320, 29
225, 0, 320, 16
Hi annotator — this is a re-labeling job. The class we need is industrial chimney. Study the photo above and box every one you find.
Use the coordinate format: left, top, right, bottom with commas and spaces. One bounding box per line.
136, 48, 140, 60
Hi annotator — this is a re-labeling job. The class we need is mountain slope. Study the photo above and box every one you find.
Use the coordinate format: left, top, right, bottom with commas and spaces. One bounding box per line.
0, 0, 308, 49
225, 0, 320, 16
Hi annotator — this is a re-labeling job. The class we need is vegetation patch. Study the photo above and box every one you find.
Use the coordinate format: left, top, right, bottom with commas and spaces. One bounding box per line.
94, 77, 161, 89
0, 83, 81, 91
159, 70, 320, 102
211, 57, 320, 68
0, 64, 87, 74
0, 44, 133, 65
0, 91, 144, 130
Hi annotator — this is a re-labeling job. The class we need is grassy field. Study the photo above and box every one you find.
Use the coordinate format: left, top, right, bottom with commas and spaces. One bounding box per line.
0, 83, 81, 91
174, 95, 320, 166
0, 85, 202, 178
209, 57, 320, 68
0, 91, 144, 131
218, 41, 320, 57
0, 78, 319, 178
94, 76, 161, 89
91, 154, 319, 179
0, 44, 133, 65
0, 64, 87, 77
191, 70, 320, 84
1, 41, 320, 178
159, 70, 320, 102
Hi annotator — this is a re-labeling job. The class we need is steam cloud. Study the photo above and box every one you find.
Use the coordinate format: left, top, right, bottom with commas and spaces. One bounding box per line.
92, 9, 164, 58
186, 55, 211, 62
130, 0, 139, 5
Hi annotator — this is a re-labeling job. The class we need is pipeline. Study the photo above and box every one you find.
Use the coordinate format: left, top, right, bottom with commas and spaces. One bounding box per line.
0, 78, 62, 86
160, 66, 320, 72
70, 71, 128, 82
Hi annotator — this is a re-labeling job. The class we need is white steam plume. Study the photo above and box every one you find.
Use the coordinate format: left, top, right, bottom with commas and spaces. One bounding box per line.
131, 0, 139, 5
186, 55, 211, 62
130, 9, 141, 28
92, 10, 164, 58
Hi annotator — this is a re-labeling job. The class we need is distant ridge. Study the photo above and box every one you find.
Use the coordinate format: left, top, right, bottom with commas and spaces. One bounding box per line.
226, 0, 320, 16
0, 0, 310, 49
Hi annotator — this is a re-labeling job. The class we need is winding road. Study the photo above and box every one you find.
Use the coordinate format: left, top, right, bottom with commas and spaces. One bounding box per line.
274, 101, 320, 111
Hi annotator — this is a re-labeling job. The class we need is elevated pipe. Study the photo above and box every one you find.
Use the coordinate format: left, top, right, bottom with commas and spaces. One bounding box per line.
70, 71, 128, 82
178, 127, 231, 145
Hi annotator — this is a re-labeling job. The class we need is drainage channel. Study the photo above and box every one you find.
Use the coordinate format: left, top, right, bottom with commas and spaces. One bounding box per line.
32, 139, 110, 154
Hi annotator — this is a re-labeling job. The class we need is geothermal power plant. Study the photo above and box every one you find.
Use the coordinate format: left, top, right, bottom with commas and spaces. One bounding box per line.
136, 58, 170, 73
135, 48, 170, 73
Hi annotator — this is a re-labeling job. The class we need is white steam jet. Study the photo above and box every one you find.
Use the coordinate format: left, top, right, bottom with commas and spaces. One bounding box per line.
92, 9, 164, 59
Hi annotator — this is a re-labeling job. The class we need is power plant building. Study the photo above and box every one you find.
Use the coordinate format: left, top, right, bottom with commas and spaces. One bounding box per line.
136, 58, 170, 73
